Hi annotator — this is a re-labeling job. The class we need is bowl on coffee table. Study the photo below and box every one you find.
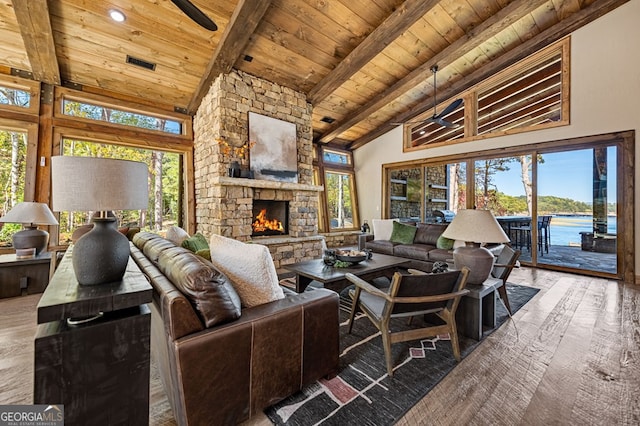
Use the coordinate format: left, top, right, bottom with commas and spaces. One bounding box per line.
335, 250, 368, 264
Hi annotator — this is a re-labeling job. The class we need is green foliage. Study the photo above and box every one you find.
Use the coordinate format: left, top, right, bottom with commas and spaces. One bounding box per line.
62, 100, 180, 134
0, 223, 21, 246
59, 138, 180, 234
325, 172, 354, 228
492, 192, 593, 215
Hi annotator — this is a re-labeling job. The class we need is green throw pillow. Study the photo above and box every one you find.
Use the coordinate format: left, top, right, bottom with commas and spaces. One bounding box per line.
181, 233, 209, 253
195, 248, 211, 261
389, 221, 417, 244
436, 235, 455, 250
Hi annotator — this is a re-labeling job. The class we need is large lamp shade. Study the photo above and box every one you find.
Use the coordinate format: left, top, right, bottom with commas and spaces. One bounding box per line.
51, 156, 148, 285
441, 209, 510, 284
0, 202, 59, 255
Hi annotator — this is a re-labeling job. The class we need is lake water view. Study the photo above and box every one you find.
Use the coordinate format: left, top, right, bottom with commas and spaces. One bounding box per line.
549, 215, 617, 246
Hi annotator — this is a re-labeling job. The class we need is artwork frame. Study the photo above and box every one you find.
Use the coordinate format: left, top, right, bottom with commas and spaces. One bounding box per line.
248, 112, 298, 183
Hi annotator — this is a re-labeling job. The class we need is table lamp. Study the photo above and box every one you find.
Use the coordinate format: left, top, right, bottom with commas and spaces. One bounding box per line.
0, 202, 59, 255
51, 156, 148, 286
441, 209, 510, 284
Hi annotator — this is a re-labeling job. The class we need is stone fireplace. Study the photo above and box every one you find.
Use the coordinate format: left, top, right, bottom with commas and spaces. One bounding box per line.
193, 70, 325, 269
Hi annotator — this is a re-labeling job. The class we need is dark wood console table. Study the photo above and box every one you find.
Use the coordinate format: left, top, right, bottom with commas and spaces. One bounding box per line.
33, 246, 152, 426
0, 252, 51, 298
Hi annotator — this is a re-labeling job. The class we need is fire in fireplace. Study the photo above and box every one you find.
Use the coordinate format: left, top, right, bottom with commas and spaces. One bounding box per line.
252, 200, 289, 237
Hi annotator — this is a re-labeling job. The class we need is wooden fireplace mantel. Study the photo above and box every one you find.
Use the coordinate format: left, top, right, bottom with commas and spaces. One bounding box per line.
212, 176, 324, 192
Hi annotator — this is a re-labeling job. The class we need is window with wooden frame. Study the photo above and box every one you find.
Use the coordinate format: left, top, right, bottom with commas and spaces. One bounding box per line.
54, 87, 191, 139
0, 75, 40, 115
314, 146, 360, 232
405, 38, 570, 151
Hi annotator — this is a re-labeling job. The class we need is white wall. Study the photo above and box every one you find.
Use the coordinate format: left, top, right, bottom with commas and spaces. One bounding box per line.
354, 0, 640, 272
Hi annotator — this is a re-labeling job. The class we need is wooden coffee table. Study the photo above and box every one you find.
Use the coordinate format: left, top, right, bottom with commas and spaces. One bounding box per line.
284, 253, 411, 293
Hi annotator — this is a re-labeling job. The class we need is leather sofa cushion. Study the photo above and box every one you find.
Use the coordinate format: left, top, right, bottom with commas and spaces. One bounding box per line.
394, 243, 432, 261
414, 223, 448, 245
134, 232, 242, 328
427, 248, 453, 262
365, 239, 397, 255
157, 245, 242, 328
130, 245, 204, 340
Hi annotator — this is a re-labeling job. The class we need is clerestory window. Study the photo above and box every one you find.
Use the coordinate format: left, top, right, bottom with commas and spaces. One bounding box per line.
406, 38, 569, 150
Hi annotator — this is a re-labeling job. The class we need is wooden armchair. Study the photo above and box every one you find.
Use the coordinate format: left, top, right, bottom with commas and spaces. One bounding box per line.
491, 245, 521, 314
345, 267, 470, 377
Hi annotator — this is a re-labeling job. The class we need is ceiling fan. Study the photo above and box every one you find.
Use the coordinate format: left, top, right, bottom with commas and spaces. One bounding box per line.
394, 65, 462, 128
171, 0, 218, 31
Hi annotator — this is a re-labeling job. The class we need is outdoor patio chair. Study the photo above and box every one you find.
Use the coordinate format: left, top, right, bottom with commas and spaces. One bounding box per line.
345, 267, 470, 377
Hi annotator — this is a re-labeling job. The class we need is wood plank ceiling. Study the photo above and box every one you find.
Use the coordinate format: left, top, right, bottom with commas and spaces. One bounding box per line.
0, 0, 630, 150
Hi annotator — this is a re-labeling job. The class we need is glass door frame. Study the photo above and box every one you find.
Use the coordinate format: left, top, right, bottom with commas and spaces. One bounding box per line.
382, 130, 634, 282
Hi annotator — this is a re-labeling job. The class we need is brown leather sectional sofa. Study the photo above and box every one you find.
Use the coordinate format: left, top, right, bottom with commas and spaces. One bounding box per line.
130, 232, 340, 425
366, 222, 452, 270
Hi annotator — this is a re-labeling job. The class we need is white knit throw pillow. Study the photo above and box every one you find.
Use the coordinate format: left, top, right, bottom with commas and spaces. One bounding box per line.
208, 234, 284, 308
371, 219, 397, 241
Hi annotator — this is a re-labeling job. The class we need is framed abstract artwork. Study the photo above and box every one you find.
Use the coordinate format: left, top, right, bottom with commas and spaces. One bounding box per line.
248, 112, 298, 183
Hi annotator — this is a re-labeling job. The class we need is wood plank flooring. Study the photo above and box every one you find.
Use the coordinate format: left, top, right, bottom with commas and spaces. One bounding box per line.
0, 267, 638, 425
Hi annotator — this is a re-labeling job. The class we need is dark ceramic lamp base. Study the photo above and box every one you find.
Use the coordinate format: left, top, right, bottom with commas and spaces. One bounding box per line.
12, 226, 49, 255
452, 245, 494, 284
72, 217, 130, 285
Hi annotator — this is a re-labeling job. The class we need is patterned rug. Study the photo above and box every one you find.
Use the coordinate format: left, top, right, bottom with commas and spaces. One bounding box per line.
265, 282, 539, 425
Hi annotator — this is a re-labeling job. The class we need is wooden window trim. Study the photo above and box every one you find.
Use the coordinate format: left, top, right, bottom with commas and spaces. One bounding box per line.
315, 145, 360, 232
404, 37, 571, 152
0, 117, 38, 202
53, 87, 193, 140
49, 127, 195, 241
385, 130, 634, 283
0, 74, 41, 116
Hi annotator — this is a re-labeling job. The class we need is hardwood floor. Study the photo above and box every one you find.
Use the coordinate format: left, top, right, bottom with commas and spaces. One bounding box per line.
1, 267, 638, 425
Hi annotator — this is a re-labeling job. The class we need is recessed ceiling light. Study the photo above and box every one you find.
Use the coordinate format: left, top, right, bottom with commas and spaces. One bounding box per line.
109, 9, 126, 23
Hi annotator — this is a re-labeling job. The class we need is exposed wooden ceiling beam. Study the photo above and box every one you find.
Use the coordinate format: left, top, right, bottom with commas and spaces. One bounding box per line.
12, 0, 60, 85
187, 0, 273, 114
348, 0, 630, 150
318, 0, 549, 144
307, 0, 440, 105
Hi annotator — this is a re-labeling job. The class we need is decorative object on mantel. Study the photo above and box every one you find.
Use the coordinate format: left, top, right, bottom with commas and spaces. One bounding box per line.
216, 137, 255, 178
0, 201, 59, 255
51, 156, 149, 286
248, 112, 298, 183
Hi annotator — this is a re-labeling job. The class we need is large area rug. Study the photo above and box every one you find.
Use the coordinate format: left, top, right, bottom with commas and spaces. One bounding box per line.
265, 282, 539, 425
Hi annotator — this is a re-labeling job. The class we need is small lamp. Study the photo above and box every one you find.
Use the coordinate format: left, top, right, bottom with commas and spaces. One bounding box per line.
0, 202, 59, 255
51, 156, 148, 286
441, 209, 510, 284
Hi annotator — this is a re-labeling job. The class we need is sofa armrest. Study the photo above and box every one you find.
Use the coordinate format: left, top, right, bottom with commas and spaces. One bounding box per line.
168, 288, 339, 425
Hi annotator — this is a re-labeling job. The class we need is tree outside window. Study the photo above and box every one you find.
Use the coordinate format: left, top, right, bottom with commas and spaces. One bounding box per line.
325, 171, 356, 229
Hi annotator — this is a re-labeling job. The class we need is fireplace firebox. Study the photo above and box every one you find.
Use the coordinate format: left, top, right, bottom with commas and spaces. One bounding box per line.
252, 200, 289, 237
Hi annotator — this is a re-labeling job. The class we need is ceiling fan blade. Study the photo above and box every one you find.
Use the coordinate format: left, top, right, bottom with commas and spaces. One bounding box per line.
433, 117, 460, 128
434, 98, 463, 119
171, 0, 218, 31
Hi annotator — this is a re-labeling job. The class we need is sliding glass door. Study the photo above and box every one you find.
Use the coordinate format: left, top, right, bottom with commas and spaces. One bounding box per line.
536, 147, 617, 274
382, 131, 631, 280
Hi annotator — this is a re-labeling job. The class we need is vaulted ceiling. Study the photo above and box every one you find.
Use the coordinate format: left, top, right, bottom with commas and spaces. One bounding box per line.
0, 0, 629, 149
